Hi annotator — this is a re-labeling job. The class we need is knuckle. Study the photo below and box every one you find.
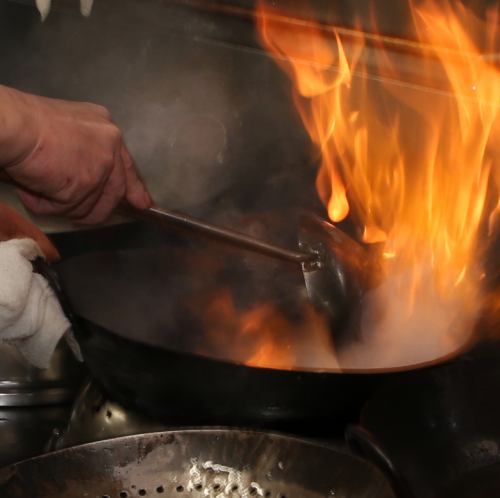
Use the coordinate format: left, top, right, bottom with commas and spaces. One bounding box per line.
106, 124, 122, 143
91, 103, 112, 120
99, 106, 112, 120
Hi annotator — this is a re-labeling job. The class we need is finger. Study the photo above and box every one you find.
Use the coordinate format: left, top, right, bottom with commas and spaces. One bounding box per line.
64, 185, 106, 220
17, 188, 60, 215
50, 98, 112, 122
34, 235, 60, 263
0, 202, 60, 262
64, 161, 113, 220
120, 145, 152, 209
75, 152, 127, 224
82, 102, 112, 120
15, 158, 111, 219
16, 188, 76, 217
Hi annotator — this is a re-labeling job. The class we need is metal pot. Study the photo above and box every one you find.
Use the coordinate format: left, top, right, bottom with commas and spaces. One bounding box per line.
0, 341, 84, 407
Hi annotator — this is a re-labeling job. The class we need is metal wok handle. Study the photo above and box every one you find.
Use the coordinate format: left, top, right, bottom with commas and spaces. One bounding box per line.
345, 424, 415, 498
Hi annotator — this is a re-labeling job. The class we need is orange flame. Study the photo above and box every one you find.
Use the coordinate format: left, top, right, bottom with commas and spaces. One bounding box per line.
257, 1, 500, 366
197, 289, 338, 370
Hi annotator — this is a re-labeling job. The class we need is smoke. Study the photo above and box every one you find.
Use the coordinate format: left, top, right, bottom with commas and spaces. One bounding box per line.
338, 259, 479, 369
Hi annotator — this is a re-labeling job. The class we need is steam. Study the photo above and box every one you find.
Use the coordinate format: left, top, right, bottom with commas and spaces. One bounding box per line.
339, 259, 479, 369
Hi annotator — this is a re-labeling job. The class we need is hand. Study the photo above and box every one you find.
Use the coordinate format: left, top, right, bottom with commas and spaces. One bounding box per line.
0, 86, 152, 224
0, 202, 59, 262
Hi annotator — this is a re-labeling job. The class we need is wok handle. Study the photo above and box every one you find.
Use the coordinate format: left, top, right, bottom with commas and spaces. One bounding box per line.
345, 424, 415, 498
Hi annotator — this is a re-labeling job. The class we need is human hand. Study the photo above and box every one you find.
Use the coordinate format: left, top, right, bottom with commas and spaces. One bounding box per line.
0, 86, 152, 224
0, 202, 59, 262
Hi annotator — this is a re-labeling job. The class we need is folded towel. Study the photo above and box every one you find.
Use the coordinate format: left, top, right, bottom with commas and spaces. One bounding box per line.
0, 238, 74, 369
36, 0, 94, 21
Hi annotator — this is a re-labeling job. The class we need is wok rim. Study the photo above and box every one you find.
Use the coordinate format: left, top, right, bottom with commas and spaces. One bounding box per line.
75, 315, 476, 376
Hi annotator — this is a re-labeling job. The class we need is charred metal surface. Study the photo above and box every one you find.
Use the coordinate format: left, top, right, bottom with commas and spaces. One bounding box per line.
0, 429, 396, 498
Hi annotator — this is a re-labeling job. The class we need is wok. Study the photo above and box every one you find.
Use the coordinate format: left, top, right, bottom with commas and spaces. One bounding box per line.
124, 205, 377, 351
45, 222, 465, 432
346, 341, 500, 498
0, 429, 396, 498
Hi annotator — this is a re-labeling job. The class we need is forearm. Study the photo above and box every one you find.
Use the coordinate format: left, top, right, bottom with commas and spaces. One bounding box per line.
0, 85, 38, 168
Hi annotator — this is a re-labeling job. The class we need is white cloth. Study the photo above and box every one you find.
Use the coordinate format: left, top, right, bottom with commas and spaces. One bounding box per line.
36, 0, 94, 21
0, 239, 73, 369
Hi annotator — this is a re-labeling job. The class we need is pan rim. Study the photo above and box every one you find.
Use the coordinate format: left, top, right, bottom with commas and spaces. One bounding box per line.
77, 316, 475, 376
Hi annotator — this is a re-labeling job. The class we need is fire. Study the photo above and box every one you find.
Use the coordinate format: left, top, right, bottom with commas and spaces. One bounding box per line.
198, 289, 338, 370
257, 1, 500, 366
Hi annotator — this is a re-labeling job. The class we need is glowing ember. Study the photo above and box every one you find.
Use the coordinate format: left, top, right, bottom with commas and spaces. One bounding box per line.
257, 1, 500, 367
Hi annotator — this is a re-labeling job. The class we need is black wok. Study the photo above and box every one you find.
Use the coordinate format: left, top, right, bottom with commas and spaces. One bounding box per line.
46, 222, 468, 432
346, 341, 500, 498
